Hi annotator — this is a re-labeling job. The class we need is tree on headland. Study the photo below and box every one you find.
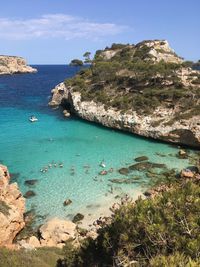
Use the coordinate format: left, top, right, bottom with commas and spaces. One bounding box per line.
83, 52, 92, 64
69, 59, 83, 66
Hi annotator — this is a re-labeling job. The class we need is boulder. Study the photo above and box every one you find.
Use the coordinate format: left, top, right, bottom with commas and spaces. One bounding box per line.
28, 236, 41, 248
180, 169, 194, 179
177, 149, 188, 159
39, 218, 76, 247
63, 110, 71, 118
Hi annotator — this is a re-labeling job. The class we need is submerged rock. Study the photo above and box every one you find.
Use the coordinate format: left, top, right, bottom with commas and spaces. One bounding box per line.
72, 213, 84, 223
118, 167, 129, 175
24, 190, 36, 199
24, 179, 38, 186
109, 177, 140, 184
134, 156, 149, 162
129, 162, 166, 172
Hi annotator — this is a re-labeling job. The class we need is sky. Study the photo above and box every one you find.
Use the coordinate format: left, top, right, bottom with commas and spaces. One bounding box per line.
0, 0, 199, 64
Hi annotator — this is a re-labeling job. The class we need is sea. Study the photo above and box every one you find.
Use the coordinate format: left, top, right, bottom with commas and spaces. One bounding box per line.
0, 65, 193, 227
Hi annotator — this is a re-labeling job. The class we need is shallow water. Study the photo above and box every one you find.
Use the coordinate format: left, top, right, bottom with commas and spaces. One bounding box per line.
0, 65, 192, 226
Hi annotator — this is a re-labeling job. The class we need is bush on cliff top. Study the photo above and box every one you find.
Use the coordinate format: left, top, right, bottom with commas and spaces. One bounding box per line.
64, 43, 200, 116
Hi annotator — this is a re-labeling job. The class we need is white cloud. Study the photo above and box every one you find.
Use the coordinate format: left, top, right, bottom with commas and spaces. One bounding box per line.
0, 14, 126, 41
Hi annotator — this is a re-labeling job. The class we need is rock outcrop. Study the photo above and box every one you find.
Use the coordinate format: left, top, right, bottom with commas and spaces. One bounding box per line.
0, 56, 37, 75
49, 40, 200, 148
0, 165, 25, 247
49, 81, 200, 148
39, 218, 76, 248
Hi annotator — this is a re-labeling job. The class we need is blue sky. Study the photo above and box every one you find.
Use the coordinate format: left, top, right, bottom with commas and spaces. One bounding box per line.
0, 0, 199, 64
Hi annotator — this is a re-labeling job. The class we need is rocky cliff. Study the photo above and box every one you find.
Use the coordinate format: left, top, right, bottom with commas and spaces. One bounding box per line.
49, 40, 200, 148
0, 165, 25, 247
0, 56, 37, 75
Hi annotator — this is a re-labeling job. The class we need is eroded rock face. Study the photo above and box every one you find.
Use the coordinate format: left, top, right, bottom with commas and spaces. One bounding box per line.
0, 56, 37, 75
49, 40, 200, 148
39, 218, 76, 248
49, 83, 200, 148
0, 165, 25, 246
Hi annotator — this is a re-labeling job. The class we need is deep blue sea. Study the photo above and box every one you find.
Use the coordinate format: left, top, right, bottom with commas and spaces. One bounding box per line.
0, 65, 192, 227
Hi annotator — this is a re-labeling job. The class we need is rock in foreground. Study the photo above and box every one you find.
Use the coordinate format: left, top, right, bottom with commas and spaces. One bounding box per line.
0, 165, 25, 246
39, 218, 76, 248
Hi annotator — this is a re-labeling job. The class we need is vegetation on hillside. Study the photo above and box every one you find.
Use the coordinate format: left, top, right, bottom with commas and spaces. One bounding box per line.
61, 178, 200, 266
65, 42, 200, 116
0, 247, 64, 267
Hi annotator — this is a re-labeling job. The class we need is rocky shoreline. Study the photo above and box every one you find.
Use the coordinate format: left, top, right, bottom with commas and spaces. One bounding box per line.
1, 155, 200, 251
49, 81, 200, 148
0, 55, 37, 75
49, 40, 200, 148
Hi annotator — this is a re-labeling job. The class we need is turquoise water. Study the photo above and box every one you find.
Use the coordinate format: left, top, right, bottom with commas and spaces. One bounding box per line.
0, 66, 191, 226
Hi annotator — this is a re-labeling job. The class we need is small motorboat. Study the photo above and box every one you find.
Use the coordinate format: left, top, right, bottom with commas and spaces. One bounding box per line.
99, 161, 106, 168
29, 116, 38, 122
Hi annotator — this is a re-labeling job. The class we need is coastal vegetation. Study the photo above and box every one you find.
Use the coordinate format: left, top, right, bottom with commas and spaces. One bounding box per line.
59, 173, 200, 267
0, 247, 64, 267
64, 41, 200, 116
69, 59, 83, 66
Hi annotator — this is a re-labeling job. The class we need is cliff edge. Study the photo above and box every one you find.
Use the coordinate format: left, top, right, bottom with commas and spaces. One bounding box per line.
49, 40, 200, 148
0, 165, 25, 247
0, 56, 37, 75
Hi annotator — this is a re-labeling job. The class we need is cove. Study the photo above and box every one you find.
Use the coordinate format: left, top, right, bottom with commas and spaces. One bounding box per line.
0, 65, 194, 227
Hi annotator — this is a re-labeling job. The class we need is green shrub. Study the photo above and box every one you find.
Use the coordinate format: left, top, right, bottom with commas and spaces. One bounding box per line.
149, 253, 200, 267
62, 180, 200, 266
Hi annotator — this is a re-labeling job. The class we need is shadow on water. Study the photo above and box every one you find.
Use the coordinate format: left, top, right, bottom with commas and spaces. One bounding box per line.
71, 116, 199, 151
10, 172, 21, 183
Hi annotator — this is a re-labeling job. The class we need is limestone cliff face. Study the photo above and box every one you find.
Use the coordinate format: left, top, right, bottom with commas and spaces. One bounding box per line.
0, 56, 37, 75
0, 165, 25, 247
49, 40, 200, 148
49, 82, 200, 148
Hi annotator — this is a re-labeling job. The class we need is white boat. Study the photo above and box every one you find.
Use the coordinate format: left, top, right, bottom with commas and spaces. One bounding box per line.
99, 161, 106, 168
29, 116, 38, 122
